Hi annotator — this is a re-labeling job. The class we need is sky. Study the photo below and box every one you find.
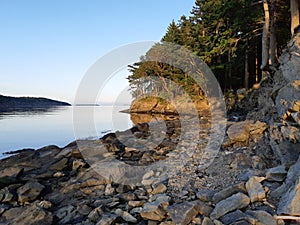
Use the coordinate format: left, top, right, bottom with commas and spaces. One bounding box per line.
0, 0, 195, 104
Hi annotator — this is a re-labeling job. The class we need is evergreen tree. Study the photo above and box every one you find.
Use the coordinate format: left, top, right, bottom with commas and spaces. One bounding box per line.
127, 0, 292, 102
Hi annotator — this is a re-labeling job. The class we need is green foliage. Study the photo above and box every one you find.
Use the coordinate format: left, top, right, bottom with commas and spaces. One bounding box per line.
127, 0, 291, 101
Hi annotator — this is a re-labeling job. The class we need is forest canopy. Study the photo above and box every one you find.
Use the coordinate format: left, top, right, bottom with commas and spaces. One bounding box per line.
127, 0, 299, 102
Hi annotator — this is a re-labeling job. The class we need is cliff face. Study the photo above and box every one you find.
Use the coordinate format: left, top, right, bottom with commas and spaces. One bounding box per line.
0, 95, 71, 111
236, 33, 300, 217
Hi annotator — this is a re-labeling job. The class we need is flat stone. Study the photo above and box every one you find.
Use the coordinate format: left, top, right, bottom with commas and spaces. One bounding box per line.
196, 190, 215, 202
104, 184, 115, 196
128, 200, 145, 207
281, 125, 300, 143
194, 200, 213, 217
227, 121, 250, 143
88, 206, 104, 223
96, 213, 118, 225
291, 112, 300, 125
220, 210, 250, 224
17, 181, 45, 203
2, 205, 53, 225
55, 205, 76, 224
249, 121, 267, 135
115, 208, 137, 223
72, 159, 86, 171
202, 217, 214, 225
49, 157, 68, 171
246, 176, 266, 202
212, 182, 247, 204
276, 81, 300, 118
246, 210, 277, 225
37, 200, 53, 209
0, 204, 10, 216
151, 183, 167, 195
167, 202, 198, 225
266, 165, 287, 182
140, 195, 169, 221
0, 167, 23, 188
77, 204, 92, 216
0, 185, 18, 203
119, 193, 136, 201
210, 193, 250, 220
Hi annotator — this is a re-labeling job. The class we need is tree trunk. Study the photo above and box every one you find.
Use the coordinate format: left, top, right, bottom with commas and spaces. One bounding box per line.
261, 0, 270, 71
269, 0, 277, 67
227, 53, 232, 89
291, 0, 300, 35
244, 44, 249, 89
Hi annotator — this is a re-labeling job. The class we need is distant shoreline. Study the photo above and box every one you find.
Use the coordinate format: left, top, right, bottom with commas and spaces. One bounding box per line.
0, 94, 71, 112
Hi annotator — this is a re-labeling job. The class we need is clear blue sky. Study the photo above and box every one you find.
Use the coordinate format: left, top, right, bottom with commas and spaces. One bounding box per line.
0, 0, 195, 104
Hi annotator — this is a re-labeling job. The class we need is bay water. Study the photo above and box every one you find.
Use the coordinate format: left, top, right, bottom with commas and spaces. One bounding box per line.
0, 106, 132, 158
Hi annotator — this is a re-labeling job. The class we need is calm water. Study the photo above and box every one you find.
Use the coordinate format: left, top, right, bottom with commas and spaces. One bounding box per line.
0, 106, 132, 158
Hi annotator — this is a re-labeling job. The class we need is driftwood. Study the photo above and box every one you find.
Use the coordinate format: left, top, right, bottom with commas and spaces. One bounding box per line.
274, 215, 300, 222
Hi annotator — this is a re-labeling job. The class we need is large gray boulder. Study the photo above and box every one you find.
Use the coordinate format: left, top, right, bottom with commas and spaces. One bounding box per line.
246, 210, 277, 225
210, 193, 250, 219
278, 155, 300, 216
167, 202, 198, 225
1, 205, 53, 225
276, 80, 300, 118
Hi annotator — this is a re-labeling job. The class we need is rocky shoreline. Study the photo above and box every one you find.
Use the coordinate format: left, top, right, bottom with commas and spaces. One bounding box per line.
1, 34, 300, 225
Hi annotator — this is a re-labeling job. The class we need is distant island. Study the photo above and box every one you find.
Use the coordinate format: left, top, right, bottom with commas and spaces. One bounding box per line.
0, 94, 71, 111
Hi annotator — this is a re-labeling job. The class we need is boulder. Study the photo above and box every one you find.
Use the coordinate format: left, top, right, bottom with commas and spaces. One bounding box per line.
72, 159, 86, 171
278, 177, 300, 216
128, 200, 145, 208
130, 97, 158, 113
210, 193, 250, 219
249, 121, 267, 135
0, 187, 14, 203
279, 33, 300, 83
291, 112, 300, 125
227, 121, 250, 143
140, 195, 169, 221
0, 167, 23, 188
2, 205, 53, 225
49, 157, 68, 171
55, 205, 76, 224
88, 206, 104, 223
115, 208, 137, 223
202, 217, 214, 225
266, 165, 287, 182
220, 210, 250, 224
196, 190, 215, 202
151, 183, 167, 195
194, 200, 213, 217
17, 181, 45, 203
212, 182, 247, 204
280, 125, 300, 143
245, 176, 266, 203
246, 210, 277, 225
277, 156, 300, 215
96, 213, 118, 225
276, 80, 300, 118
167, 202, 198, 225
